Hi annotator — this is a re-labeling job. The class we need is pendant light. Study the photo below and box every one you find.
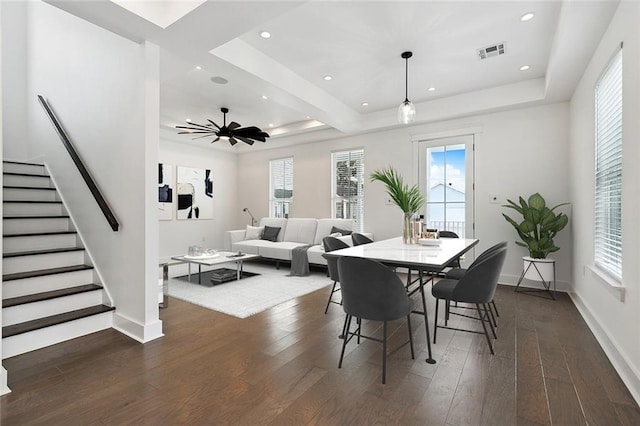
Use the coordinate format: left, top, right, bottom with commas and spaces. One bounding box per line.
397, 51, 416, 124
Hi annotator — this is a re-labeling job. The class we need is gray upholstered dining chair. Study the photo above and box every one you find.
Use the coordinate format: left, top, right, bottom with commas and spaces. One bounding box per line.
351, 232, 373, 246
431, 245, 507, 354
337, 257, 415, 384
444, 241, 508, 325
321, 236, 350, 314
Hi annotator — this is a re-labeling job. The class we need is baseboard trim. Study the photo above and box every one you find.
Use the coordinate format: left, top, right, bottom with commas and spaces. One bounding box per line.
0, 366, 10, 395
569, 291, 640, 407
112, 312, 164, 343
499, 273, 570, 293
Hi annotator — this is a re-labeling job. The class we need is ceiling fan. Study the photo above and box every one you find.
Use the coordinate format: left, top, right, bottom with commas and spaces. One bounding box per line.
176, 107, 270, 146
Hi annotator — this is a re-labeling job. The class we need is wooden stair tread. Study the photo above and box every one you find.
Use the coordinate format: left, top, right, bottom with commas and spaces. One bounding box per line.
3, 284, 102, 308
3, 160, 44, 166
3, 247, 84, 258
2, 305, 114, 338
3, 231, 76, 237
3, 264, 93, 281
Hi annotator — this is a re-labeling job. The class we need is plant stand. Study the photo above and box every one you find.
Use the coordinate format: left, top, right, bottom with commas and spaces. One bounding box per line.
515, 257, 556, 300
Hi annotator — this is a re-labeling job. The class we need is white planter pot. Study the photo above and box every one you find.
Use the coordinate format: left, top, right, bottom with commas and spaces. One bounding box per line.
523, 256, 555, 282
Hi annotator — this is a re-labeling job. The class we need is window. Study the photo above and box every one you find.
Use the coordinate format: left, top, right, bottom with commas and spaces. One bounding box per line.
594, 48, 622, 281
332, 149, 364, 232
269, 157, 293, 218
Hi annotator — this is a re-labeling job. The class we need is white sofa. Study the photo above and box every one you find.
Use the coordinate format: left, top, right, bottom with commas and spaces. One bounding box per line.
224, 217, 369, 266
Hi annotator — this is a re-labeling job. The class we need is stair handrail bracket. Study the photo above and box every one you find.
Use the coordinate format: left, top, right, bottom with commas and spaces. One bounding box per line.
37, 95, 120, 231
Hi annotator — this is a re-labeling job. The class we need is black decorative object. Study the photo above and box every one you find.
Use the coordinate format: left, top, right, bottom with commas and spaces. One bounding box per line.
243, 207, 257, 226
176, 107, 270, 146
398, 51, 416, 124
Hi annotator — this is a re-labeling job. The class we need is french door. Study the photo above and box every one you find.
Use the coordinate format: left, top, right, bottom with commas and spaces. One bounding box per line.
417, 134, 474, 239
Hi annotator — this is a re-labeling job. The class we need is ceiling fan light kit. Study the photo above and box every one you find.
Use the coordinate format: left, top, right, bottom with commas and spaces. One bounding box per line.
176, 107, 270, 146
398, 51, 416, 124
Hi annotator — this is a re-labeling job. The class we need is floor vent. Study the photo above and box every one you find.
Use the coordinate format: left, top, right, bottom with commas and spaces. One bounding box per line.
478, 42, 506, 60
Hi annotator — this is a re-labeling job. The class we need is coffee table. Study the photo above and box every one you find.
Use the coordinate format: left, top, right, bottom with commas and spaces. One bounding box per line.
171, 251, 259, 285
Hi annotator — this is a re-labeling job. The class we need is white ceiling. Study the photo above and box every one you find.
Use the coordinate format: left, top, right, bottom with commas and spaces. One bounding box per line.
48, 0, 619, 148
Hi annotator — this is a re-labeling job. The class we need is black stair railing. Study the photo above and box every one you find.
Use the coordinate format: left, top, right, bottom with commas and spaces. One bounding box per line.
37, 95, 120, 231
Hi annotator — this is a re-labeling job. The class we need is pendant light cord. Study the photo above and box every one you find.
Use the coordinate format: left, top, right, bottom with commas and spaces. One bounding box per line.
405, 56, 409, 102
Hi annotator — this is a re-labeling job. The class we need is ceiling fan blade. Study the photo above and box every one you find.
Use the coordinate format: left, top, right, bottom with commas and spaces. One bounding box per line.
207, 119, 221, 130
177, 130, 216, 135
228, 121, 241, 130
228, 137, 239, 146
210, 137, 220, 144
192, 134, 217, 140
176, 123, 215, 132
234, 135, 255, 145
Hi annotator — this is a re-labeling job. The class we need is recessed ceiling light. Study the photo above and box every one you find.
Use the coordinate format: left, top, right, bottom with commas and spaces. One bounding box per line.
323, 75, 332, 81
195, 66, 202, 70
306, 116, 311, 119
520, 12, 535, 22
519, 65, 531, 71
268, 123, 274, 128
186, 118, 191, 122
428, 87, 436, 92
361, 102, 369, 107
262, 95, 268, 100
260, 31, 271, 39
210, 76, 228, 84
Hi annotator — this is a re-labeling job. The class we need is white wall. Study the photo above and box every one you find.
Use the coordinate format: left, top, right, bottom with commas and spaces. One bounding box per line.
569, 1, 640, 403
159, 137, 238, 261
5, 1, 162, 342
0, 0, 8, 397
237, 102, 572, 287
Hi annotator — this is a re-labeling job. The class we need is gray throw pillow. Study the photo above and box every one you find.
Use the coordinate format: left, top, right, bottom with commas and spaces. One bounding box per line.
261, 226, 281, 242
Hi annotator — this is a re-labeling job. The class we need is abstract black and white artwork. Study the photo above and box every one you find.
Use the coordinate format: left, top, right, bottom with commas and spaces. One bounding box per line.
158, 163, 174, 220
177, 166, 213, 220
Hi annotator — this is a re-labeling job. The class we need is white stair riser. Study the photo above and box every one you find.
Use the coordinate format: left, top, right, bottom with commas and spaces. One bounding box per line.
3, 251, 86, 274
3, 202, 64, 216
3, 163, 47, 175
4, 234, 79, 253
3, 187, 58, 202
3, 174, 52, 188
3, 290, 104, 326
3, 217, 72, 235
3, 269, 94, 298
2, 311, 113, 359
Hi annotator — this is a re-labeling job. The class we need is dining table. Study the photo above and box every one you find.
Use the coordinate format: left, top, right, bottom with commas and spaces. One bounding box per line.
324, 236, 479, 364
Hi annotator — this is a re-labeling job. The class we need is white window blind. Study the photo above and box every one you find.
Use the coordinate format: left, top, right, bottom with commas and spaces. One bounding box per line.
594, 48, 622, 281
269, 157, 293, 218
332, 149, 364, 232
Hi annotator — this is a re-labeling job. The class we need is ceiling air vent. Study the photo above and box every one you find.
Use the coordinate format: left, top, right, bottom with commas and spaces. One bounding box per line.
478, 42, 506, 60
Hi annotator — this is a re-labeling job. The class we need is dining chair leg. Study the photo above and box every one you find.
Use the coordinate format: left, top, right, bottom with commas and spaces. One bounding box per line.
324, 281, 337, 314
491, 299, 500, 317
445, 299, 450, 325
433, 297, 439, 344
486, 301, 498, 328
357, 317, 362, 344
476, 304, 494, 355
338, 314, 352, 368
484, 303, 497, 339
382, 320, 388, 384
407, 314, 415, 359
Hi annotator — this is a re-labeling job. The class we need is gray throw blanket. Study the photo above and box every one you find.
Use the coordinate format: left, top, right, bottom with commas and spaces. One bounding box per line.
288, 245, 313, 276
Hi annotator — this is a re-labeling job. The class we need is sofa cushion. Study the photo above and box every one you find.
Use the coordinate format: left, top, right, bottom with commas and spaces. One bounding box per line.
307, 245, 326, 266
258, 218, 288, 242
330, 226, 352, 236
313, 218, 355, 245
259, 242, 309, 261
231, 240, 273, 255
282, 218, 317, 244
261, 226, 281, 242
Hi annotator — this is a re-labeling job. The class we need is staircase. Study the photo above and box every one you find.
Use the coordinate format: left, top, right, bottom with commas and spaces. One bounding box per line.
2, 161, 114, 359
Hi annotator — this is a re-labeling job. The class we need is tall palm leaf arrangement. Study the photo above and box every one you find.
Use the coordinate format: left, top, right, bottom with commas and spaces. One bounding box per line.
370, 166, 425, 214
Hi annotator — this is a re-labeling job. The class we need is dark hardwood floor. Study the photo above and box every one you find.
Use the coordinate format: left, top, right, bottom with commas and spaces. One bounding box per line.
1, 277, 639, 425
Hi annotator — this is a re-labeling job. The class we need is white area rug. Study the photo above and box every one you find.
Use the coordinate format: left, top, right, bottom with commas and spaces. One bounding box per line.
168, 263, 331, 318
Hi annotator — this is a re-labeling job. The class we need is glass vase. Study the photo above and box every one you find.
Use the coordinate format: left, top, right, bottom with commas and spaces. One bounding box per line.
402, 213, 415, 244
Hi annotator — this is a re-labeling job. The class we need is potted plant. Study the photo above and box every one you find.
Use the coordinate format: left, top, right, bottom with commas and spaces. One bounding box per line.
370, 166, 425, 244
502, 193, 569, 281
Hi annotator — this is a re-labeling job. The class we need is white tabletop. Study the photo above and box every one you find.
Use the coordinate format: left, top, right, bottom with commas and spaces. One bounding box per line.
325, 236, 479, 269
172, 251, 258, 266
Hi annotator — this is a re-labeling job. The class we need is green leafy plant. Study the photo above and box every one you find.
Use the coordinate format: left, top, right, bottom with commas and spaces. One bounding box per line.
502, 193, 569, 259
370, 166, 425, 214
